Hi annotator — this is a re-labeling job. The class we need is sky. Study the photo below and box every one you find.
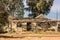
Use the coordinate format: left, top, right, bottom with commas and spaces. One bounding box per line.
47, 0, 60, 20
23, 0, 60, 20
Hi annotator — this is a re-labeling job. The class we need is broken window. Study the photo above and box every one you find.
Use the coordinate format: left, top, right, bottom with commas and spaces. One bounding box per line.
17, 22, 22, 27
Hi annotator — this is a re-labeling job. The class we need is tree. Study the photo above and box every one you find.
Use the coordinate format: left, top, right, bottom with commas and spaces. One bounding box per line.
0, 0, 9, 26
26, 0, 54, 18
0, 0, 9, 32
0, 0, 24, 32
4, 0, 24, 19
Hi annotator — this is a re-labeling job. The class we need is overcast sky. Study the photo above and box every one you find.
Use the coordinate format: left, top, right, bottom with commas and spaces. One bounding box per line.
23, 0, 60, 20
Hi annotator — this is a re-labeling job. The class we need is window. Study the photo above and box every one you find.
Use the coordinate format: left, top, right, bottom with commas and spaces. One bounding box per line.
17, 22, 22, 27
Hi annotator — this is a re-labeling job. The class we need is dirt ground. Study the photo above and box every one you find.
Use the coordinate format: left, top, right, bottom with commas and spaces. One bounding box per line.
0, 33, 60, 40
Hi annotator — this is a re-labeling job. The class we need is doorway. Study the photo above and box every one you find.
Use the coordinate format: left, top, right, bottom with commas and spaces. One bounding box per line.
27, 22, 31, 31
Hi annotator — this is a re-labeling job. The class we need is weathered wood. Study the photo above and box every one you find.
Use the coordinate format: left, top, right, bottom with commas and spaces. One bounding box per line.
6, 14, 60, 32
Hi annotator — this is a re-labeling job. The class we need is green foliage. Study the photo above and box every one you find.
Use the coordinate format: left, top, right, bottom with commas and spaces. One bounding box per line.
0, 0, 24, 26
0, 0, 24, 32
2, 0, 24, 18
26, 0, 54, 18
10, 0, 24, 18
0, 12, 9, 26
0, 0, 9, 26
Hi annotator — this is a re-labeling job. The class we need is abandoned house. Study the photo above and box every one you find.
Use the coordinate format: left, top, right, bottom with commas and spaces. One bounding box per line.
3, 14, 60, 32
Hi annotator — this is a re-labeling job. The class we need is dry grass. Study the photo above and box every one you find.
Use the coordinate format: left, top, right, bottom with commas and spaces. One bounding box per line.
0, 32, 60, 40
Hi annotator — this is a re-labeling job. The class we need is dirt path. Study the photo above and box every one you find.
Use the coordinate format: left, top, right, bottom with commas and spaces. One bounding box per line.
0, 33, 60, 40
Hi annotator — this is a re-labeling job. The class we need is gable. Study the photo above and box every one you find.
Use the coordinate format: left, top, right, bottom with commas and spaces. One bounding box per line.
35, 14, 47, 19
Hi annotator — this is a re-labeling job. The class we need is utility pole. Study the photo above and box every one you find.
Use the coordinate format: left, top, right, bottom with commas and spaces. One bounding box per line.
55, 9, 58, 32
56, 10, 58, 20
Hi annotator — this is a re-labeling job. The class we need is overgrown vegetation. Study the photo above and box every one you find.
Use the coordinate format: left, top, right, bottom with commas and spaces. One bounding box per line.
26, 0, 54, 18
0, 0, 54, 33
0, 0, 24, 32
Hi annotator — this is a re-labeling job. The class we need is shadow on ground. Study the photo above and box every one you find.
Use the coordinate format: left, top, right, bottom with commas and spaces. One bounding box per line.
0, 35, 42, 38
0, 35, 25, 38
